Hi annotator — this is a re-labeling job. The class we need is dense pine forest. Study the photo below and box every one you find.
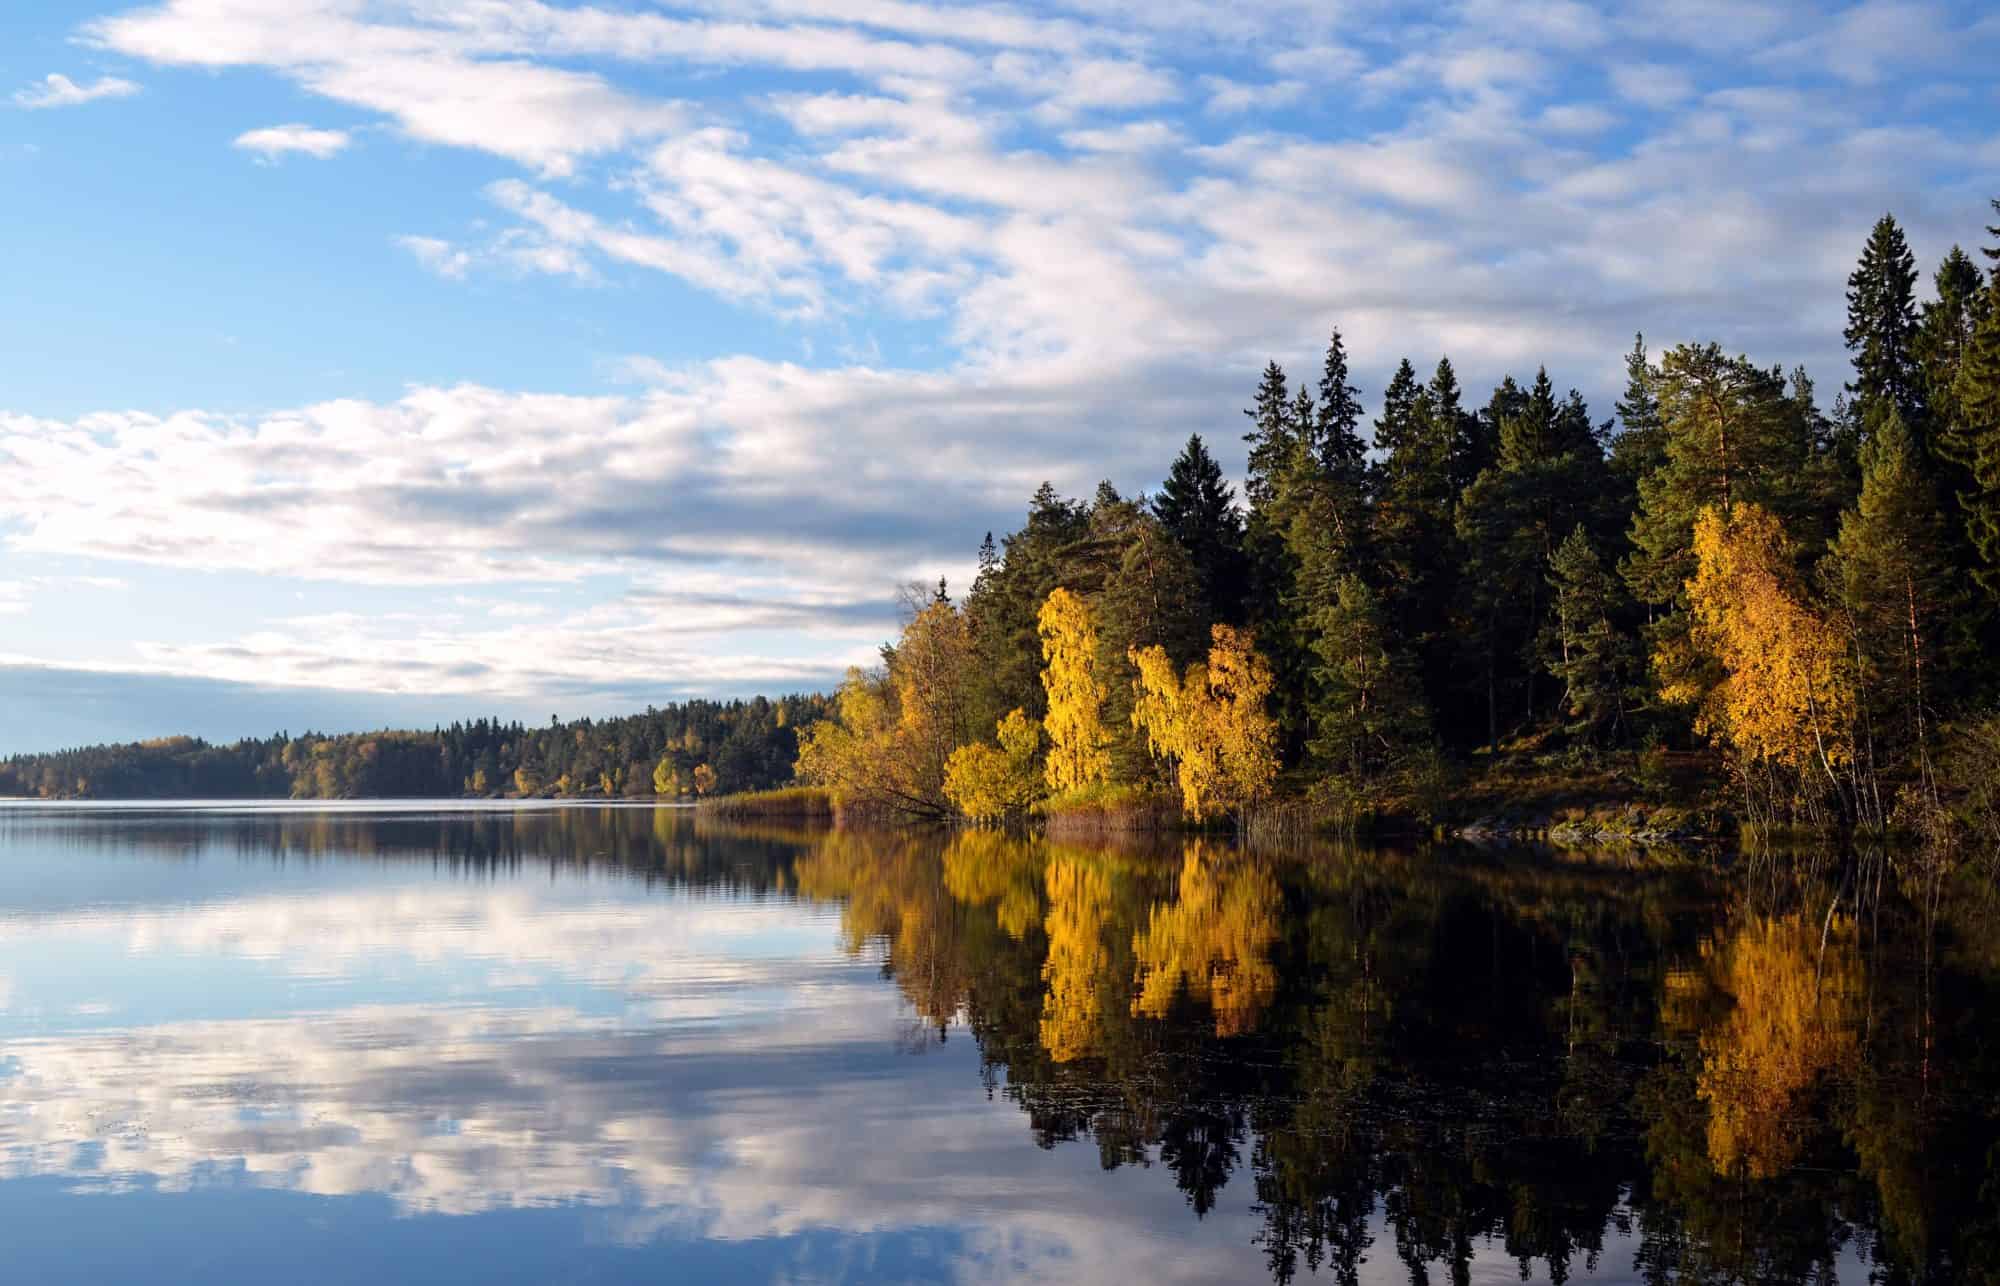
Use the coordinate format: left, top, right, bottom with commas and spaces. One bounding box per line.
0, 696, 826, 800
799, 200, 2000, 839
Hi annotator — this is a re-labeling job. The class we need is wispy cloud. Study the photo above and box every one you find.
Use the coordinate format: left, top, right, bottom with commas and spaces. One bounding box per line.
11, 73, 140, 109
233, 123, 350, 160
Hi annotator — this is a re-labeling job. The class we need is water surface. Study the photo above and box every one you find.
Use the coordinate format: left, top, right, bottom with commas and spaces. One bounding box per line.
0, 804, 1993, 1283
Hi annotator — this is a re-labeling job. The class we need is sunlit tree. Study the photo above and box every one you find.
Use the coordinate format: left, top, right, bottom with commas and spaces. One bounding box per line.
943, 708, 1043, 821
1130, 625, 1279, 821
1038, 588, 1112, 793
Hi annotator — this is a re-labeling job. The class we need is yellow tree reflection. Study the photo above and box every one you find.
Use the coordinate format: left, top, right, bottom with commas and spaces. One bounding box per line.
941, 829, 1044, 940
1040, 854, 1115, 1062
1131, 843, 1280, 1038
1694, 913, 1863, 1179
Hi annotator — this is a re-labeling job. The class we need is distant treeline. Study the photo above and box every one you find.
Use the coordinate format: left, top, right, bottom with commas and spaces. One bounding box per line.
0, 695, 831, 800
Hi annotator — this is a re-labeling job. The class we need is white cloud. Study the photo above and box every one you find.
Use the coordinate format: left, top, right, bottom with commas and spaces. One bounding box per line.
11, 73, 140, 109
1200, 76, 1307, 116
233, 123, 351, 159
396, 234, 473, 279
13, 0, 1992, 711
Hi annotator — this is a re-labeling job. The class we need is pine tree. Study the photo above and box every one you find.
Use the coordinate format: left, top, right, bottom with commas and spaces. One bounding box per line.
1916, 247, 1987, 446
1305, 574, 1430, 781
1545, 526, 1636, 745
1373, 359, 1462, 721
1371, 359, 1422, 469
1154, 433, 1245, 621
1624, 344, 1806, 615
1243, 360, 1296, 509
1828, 409, 1962, 789
1455, 370, 1614, 743
1608, 333, 1666, 493
1944, 283, 2000, 593
1315, 326, 1368, 486
1844, 213, 1926, 439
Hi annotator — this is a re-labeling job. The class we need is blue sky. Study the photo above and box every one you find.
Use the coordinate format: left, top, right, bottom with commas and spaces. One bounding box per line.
1, 0, 1996, 753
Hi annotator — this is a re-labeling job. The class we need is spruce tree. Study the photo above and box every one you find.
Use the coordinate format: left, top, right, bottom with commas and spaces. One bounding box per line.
1455, 370, 1614, 741
1371, 359, 1422, 468
1243, 360, 1296, 509
1608, 333, 1666, 493
1828, 408, 1964, 785
1544, 526, 1636, 746
1306, 574, 1430, 782
1916, 247, 1987, 443
1315, 326, 1368, 486
1945, 283, 2000, 593
1844, 213, 1926, 439
1373, 359, 1462, 722
1153, 433, 1245, 620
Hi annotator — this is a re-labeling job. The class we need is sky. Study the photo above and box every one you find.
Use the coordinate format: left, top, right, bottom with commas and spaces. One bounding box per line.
0, 0, 1996, 754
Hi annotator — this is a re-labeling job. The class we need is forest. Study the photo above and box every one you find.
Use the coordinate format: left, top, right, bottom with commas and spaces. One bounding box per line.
0, 695, 825, 800
798, 200, 2000, 840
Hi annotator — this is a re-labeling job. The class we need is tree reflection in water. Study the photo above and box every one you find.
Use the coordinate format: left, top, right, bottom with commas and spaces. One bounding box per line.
794, 822, 2000, 1286
5, 806, 1996, 1284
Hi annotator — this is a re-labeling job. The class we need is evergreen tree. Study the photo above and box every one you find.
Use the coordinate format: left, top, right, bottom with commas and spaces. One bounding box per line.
1373, 359, 1462, 721
1243, 360, 1296, 509
1154, 433, 1245, 621
1371, 359, 1422, 472
1314, 326, 1368, 486
1306, 574, 1430, 782
1545, 526, 1636, 745
1828, 409, 1962, 786
1455, 370, 1614, 744
1096, 516, 1208, 782
1607, 333, 1666, 494
1943, 282, 2000, 593
1624, 344, 1807, 616
1844, 214, 1926, 439
1916, 247, 1988, 448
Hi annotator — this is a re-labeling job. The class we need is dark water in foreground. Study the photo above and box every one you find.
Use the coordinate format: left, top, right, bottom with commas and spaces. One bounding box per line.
0, 805, 1995, 1284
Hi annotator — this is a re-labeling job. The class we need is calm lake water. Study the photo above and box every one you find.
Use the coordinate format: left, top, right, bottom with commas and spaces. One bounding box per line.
0, 804, 1993, 1284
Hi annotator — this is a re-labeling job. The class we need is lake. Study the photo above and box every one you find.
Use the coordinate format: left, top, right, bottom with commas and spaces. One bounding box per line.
0, 803, 1992, 1284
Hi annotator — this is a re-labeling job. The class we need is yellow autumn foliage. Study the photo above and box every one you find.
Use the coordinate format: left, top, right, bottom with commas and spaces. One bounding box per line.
1131, 843, 1280, 1037
1129, 624, 1279, 821
1667, 504, 1854, 776
1697, 914, 1864, 1179
1038, 588, 1112, 793
941, 828, 1044, 939
1039, 854, 1114, 1062
943, 708, 1043, 820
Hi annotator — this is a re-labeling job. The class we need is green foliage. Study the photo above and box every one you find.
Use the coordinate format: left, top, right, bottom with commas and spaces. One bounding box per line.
0, 698, 820, 801
1152, 433, 1243, 620
1545, 525, 1638, 745
1304, 574, 1430, 782
1827, 409, 1963, 776
1845, 213, 1926, 437
1940, 278, 2000, 593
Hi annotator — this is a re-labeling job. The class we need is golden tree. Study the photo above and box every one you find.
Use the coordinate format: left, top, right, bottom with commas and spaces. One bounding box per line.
942, 708, 1043, 821
795, 597, 979, 816
1130, 624, 1279, 821
1038, 588, 1112, 793
1666, 504, 1855, 798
